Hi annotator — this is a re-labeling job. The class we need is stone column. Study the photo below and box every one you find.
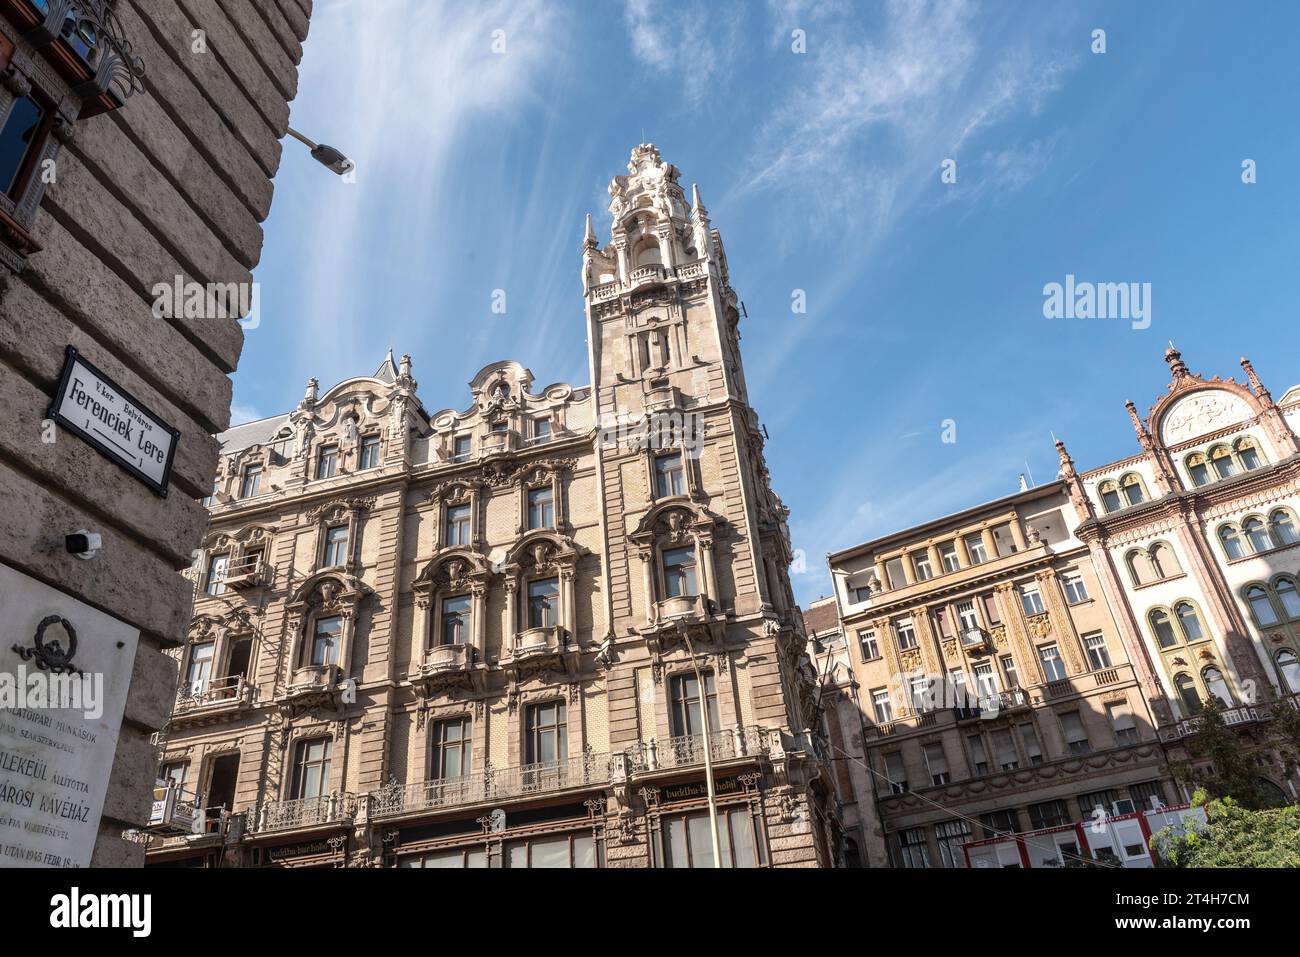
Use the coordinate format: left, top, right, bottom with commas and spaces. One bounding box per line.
471, 584, 487, 655
504, 576, 519, 654
639, 548, 657, 625
561, 567, 577, 641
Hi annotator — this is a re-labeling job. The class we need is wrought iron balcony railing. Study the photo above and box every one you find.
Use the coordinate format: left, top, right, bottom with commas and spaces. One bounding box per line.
627, 726, 769, 774
175, 675, 252, 711
254, 792, 355, 833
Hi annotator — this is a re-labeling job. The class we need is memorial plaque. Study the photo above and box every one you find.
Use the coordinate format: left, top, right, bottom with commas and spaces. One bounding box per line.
0, 562, 139, 868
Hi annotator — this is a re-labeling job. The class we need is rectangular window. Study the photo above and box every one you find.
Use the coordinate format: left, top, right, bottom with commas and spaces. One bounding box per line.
972, 661, 998, 698
991, 523, 1018, 558
291, 738, 332, 800
430, 717, 471, 781
871, 688, 893, 724
1061, 572, 1089, 604
662, 808, 757, 869
186, 642, 214, 696
440, 595, 471, 646
992, 729, 1019, 771
964, 533, 988, 564
402, 847, 488, 869
1129, 780, 1167, 811
445, 504, 471, 546
910, 677, 933, 712
913, 552, 933, 582
967, 734, 989, 776
1000, 654, 1020, 688
323, 524, 349, 567
532, 418, 552, 444
885, 557, 907, 590
955, 600, 981, 641
240, 465, 262, 499
452, 435, 471, 462
202, 477, 219, 508
662, 546, 698, 598
924, 742, 950, 786
1108, 701, 1138, 745
525, 701, 567, 765
527, 577, 559, 629
1019, 584, 1045, 616
312, 615, 342, 666
1019, 723, 1043, 765
897, 828, 930, 869
508, 832, 598, 869
883, 751, 908, 794
858, 629, 880, 661
1038, 644, 1067, 682
939, 541, 960, 572
316, 444, 338, 479
527, 486, 555, 529
1083, 633, 1112, 671
980, 809, 1019, 839
160, 761, 188, 791
1078, 789, 1120, 820
894, 617, 917, 650
655, 453, 685, 497
359, 434, 381, 469
670, 671, 720, 739
1028, 799, 1070, 830
1060, 710, 1091, 755
205, 553, 229, 596
935, 820, 972, 868
0, 95, 48, 198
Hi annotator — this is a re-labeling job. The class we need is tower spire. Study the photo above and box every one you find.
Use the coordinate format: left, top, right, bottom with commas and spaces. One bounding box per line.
583, 212, 597, 250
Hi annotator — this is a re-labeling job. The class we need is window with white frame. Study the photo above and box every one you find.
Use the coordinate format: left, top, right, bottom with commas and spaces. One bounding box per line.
913, 552, 933, 582
858, 629, 880, 661
662, 546, 698, 598
527, 486, 554, 529
430, 717, 471, 781
439, 595, 471, 646
1083, 633, 1111, 671
654, 453, 685, 497
323, 524, 349, 567
1038, 644, 1067, 682
445, 503, 471, 546
311, 615, 342, 666
964, 533, 987, 564
359, 434, 381, 469
894, 616, 917, 650
939, 542, 960, 573
291, 738, 332, 800
205, 553, 229, 596
871, 688, 893, 725
1018, 584, 1045, 616
316, 443, 339, 479
1061, 572, 1089, 604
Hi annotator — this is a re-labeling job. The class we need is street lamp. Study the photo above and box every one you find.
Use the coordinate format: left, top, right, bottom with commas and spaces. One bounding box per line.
677, 623, 723, 869
286, 127, 354, 175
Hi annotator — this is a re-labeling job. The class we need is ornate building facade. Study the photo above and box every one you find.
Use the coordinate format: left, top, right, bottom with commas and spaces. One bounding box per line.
144, 145, 836, 869
821, 348, 1300, 868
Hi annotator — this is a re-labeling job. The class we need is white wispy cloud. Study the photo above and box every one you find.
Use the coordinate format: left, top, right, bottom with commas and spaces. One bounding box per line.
622, 0, 743, 105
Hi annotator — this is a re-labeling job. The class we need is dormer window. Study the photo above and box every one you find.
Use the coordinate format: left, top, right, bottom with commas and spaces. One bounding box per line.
451, 434, 471, 463
316, 444, 339, 479
655, 453, 685, 497
532, 418, 552, 445
239, 464, 262, 499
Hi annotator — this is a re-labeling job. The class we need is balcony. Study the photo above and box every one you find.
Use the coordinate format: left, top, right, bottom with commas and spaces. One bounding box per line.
656, 594, 707, 623
1160, 704, 1264, 741
628, 264, 669, 286
481, 429, 519, 457
287, 664, 338, 694
409, 642, 483, 693
254, 792, 356, 834
144, 783, 199, 837
224, 554, 267, 590
372, 753, 613, 819
959, 627, 991, 652
172, 675, 255, 725
627, 726, 770, 774
645, 384, 683, 415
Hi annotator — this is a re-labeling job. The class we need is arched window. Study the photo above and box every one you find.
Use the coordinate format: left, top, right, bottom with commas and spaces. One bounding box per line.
1149, 608, 1178, 648
1120, 473, 1146, 507
1245, 585, 1279, 626
1235, 437, 1264, 471
1276, 649, 1300, 694
1276, 576, 1300, 619
1219, 524, 1246, 560
1209, 445, 1237, 480
1174, 601, 1206, 642
1098, 480, 1122, 513
1186, 453, 1210, 487
1243, 517, 1272, 553
1149, 542, 1180, 579
633, 241, 662, 267
1127, 549, 1153, 587
1202, 666, 1233, 707
1173, 673, 1202, 715
1269, 508, 1299, 546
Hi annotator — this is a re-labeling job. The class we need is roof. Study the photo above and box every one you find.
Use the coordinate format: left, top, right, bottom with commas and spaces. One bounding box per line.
800, 598, 841, 636
217, 412, 292, 455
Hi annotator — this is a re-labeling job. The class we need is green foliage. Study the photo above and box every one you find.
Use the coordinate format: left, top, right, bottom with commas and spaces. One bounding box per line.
1153, 790, 1300, 868
1164, 697, 1288, 810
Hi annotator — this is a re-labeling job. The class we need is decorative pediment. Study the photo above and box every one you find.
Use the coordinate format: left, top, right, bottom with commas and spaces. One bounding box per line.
306, 496, 376, 522
630, 500, 716, 545
506, 531, 580, 571
413, 549, 493, 593
187, 608, 253, 642
287, 571, 371, 614
1147, 349, 1261, 448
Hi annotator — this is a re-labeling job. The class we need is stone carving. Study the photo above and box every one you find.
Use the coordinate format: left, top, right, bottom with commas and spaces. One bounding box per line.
1160, 391, 1252, 445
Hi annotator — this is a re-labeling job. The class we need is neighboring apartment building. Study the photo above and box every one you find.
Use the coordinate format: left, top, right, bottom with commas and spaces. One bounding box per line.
820, 347, 1300, 868
0, 0, 311, 867
1055, 348, 1300, 795
826, 482, 1172, 868
144, 145, 836, 869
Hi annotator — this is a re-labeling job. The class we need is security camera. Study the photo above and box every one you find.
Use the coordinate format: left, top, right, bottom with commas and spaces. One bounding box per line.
66, 530, 103, 560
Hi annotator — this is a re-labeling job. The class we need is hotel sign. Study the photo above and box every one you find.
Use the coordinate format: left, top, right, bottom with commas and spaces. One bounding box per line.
659, 776, 743, 804
48, 346, 180, 497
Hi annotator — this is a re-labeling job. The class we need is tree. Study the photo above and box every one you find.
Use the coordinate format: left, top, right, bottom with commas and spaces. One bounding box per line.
1153, 790, 1300, 867
1164, 697, 1287, 810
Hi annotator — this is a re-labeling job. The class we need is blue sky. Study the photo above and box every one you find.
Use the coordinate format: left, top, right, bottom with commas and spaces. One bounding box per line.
236, 0, 1300, 607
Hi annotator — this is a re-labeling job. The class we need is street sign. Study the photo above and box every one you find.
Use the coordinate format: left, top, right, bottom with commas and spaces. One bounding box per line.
47, 345, 180, 497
